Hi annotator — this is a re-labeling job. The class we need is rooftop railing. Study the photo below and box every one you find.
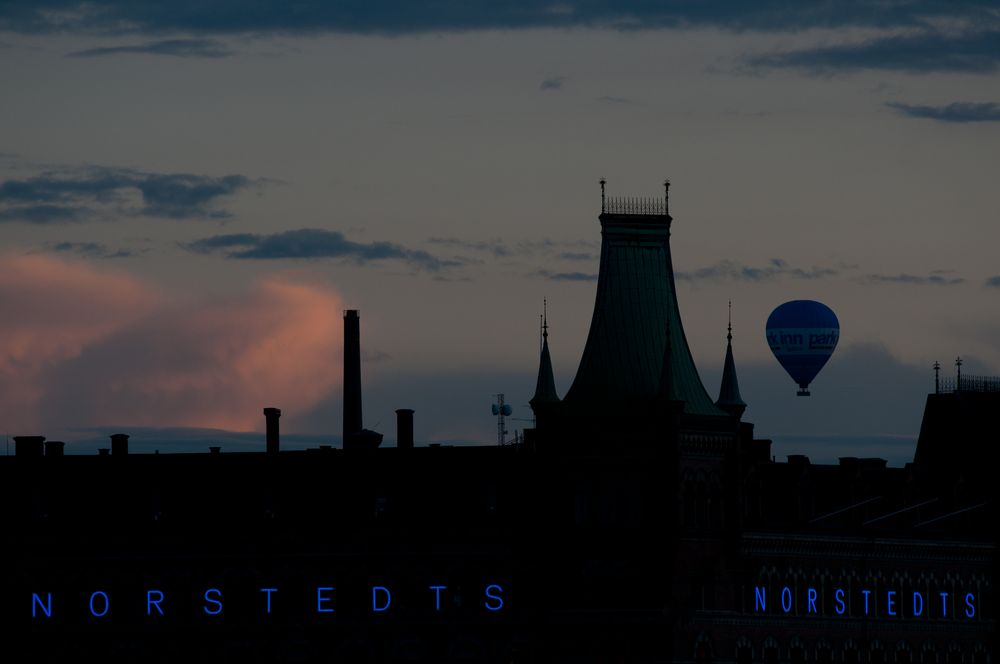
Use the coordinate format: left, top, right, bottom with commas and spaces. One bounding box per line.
603, 196, 668, 215
938, 375, 1000, 393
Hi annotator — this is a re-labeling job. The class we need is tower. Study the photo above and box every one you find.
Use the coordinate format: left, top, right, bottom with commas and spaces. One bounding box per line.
343, 310, 363, 441
343, 309, 383, 450
529, 180, 732, 454
561, 180, 724, 418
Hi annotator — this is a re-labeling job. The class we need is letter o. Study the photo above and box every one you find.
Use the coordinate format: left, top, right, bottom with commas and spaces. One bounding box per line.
90, 591, 110, 618
781, 586, 793, 613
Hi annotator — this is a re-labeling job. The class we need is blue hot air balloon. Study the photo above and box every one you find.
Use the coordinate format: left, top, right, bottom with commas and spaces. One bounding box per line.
766, 300, 839, 396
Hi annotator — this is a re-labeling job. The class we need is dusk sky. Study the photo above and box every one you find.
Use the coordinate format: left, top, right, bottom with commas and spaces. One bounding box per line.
2, 2, 999, 462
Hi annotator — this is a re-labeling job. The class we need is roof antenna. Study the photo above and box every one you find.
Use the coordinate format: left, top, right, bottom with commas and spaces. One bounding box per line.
933, 361, 940, 394
664, 178, 671, 216
600, 178, 607, 213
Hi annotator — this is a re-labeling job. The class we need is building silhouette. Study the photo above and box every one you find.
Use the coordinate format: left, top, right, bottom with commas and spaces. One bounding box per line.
0, 183, 994, 663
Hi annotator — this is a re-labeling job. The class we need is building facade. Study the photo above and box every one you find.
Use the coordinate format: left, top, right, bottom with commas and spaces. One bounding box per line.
1, 184, 993, 662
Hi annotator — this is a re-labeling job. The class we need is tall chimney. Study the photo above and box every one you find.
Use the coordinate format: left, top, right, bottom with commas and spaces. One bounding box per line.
343, 310, 363, 441
396, 409, 414, 450
13, 436, 44, 458
264, 407, 281, 454
110, 433, 129, 456
45, 441, 65, 457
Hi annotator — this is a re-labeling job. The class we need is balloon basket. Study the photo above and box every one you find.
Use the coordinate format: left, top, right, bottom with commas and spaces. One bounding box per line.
797, 389, 811, 397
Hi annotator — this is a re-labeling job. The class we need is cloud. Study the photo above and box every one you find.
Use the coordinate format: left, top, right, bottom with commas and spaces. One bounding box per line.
43, 277, 345, 432
0, 204, 90, 223
43, 241, 138, 258
986, 276, 1000, 287
66, 38, 232, 58
863, 273, 965, 286
0, 254, 156, 431
701, 342, 937, 465
675, 258, 839, 282
540, 76, 566, 91
427, 236, 511, 257
533, 269, 598, 282
517, 238, 598, 253
426, 236, 597, 261
748, 29, 1000, 74
0, 165, 262, 223
0, 253, 345, 434
183, 228, 458, 270
886, 101, 1000, 122
559, 251, 597, 261
0, 1, 993, 36
596, 95, 630, 104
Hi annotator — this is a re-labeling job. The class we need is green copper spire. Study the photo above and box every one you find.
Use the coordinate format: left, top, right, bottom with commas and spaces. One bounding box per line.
563, 181, 726, 417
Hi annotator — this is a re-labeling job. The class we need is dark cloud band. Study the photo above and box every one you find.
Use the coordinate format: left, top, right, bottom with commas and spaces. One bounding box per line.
886, 101, 1000, 123
748, 29, 1000, 74
0, 166, 262, 223
67, 38, 232, 59
863, 273, 965, 286
675, 258, 839, 282
184, 228, 458, 271
1, 1, 991, 36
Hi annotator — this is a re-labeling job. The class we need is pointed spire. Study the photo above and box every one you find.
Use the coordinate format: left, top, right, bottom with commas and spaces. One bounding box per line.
530, 299, 560, 407
716, 300, 747, 418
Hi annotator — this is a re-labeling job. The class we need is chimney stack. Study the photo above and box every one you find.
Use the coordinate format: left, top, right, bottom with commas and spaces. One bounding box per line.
396, 409, 414, 449
110, 433, 129, 456
45, 441, 65, 457
264, 407, 281, 454
13, 436, 45, 458
343, 310, 363, 441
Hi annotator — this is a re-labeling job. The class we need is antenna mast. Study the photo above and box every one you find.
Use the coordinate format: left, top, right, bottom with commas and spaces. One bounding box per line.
492, 394, 511, 446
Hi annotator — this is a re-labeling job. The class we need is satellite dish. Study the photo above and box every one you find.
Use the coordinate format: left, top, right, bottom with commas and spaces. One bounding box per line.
501, 404, 513, 416
491, 404, 500, 416
766, 300, 840, 396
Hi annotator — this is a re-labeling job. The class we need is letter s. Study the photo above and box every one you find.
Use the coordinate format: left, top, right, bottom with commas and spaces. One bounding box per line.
485, 584, 504, 611
965, 593, 976, 618
203, 588, 223, 615
835, 588, 846, 615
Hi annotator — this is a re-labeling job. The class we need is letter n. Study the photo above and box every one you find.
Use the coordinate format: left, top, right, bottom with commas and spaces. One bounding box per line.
754, 586, 766, 612
32, 592, 52, 618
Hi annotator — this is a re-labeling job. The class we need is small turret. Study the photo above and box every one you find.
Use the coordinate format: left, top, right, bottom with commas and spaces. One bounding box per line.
716, 301, 747, 419
530, 299, 560, 408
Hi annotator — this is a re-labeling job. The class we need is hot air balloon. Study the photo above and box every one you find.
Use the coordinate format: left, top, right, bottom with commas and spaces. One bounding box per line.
766, 300, 839, 396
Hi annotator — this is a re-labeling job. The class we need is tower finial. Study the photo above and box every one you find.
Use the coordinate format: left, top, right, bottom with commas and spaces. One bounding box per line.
600, 178, 607, 213
543, 297, 548, 339
727, 299, 732, 342
664, 179, 670, 215
933, 360, 940, 394
956, 356, 963, 390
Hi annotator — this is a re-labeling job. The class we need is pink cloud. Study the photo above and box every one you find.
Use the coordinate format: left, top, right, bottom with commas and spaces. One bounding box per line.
0, 254, 344, 435
0, 254, 155, 431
